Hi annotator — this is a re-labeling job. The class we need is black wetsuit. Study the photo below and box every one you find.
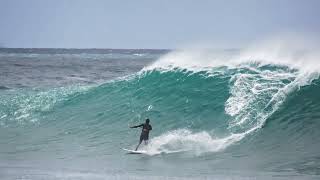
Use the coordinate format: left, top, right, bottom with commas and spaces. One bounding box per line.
132, 123, 152, 141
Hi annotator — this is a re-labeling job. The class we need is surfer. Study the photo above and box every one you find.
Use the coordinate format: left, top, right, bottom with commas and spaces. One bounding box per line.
130, 118, 152, 151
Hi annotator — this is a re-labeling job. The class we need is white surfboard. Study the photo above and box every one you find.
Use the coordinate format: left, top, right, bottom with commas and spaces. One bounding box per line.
122, 148, 148, 154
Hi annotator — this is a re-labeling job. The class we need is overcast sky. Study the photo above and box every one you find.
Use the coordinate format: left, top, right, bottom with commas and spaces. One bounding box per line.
0, 0, 319, 48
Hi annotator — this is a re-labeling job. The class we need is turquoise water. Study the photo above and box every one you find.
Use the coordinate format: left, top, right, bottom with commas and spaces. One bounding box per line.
0, 48, 320, 179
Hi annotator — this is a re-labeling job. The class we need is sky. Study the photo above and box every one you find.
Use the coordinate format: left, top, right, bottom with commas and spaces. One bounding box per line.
0, 0, 319, 49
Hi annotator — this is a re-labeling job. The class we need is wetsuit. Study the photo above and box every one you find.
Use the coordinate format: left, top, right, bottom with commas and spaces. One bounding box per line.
132, 123, 152, 141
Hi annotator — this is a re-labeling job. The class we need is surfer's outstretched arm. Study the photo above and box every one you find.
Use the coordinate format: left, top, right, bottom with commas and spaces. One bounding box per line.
130, 124, 143, 128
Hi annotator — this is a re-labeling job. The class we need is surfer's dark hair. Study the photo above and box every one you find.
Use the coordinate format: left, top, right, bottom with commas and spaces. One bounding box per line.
146, 118, 150, 123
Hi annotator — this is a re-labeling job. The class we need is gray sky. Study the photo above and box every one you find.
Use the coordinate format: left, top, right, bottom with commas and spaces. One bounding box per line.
0, 0, 319, 48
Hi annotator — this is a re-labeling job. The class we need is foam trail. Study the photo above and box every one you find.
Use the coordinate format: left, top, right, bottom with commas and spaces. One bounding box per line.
141, 129, 245, 155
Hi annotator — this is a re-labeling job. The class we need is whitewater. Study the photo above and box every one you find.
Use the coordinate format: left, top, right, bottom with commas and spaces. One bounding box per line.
0, 43, 320, 179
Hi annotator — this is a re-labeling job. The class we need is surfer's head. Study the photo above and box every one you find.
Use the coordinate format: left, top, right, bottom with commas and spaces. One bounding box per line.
146, 118, 150, 124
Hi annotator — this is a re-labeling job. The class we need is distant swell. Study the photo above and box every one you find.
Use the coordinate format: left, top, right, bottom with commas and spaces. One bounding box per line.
0, 86, 10, 90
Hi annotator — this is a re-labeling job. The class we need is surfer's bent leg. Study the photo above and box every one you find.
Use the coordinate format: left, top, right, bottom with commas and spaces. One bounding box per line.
135, 135, 144, 151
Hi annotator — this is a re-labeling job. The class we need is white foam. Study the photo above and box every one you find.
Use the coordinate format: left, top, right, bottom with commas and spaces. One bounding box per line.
143, 48, 234, 72
141, 129, 245, 156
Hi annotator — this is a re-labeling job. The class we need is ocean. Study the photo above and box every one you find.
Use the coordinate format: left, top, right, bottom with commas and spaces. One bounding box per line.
0, 48, 319, 180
